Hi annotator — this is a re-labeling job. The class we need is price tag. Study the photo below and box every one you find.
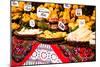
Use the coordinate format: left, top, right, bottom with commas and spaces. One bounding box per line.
29, 20, 35, 27
64, 4, 71, 8
58, 21, 65, 31
89, 39, 95, 45
76, 9, 82, 16
79, 19, 85, 28
37, 8, 50, 18
11, 1, 19, 6
24, 4, 32, 11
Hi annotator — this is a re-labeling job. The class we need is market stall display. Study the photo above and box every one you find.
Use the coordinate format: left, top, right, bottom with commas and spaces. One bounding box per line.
11, 1, 96, 66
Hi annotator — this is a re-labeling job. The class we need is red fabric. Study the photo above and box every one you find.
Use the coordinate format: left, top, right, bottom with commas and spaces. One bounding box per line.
11, 42, 69, 67
11, 42, 40, 67
51, 44, 70, 63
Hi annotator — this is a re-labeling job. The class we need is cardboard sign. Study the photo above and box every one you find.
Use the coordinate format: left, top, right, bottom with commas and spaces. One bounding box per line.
64, 4, 71, 8
29, 20, 35, 27
76, 9, 82, 16
11, 1, 19, 6
37, 8, 50, 18
24, 4, 32, 11
58, 21, 65, 31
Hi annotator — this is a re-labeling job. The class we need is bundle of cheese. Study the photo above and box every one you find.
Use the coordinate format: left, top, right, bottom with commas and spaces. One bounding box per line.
67, 27, 95, 43
17, 28, 43, 35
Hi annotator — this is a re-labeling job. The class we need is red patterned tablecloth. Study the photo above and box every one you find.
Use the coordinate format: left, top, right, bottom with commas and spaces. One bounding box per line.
11, 36, 95, 67
11, 36, 70, 66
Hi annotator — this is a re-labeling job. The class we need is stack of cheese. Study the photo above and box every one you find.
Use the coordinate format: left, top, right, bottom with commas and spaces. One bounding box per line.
67, 27, 95, 44
39, 30, 67, 38
17, 28, 43, 35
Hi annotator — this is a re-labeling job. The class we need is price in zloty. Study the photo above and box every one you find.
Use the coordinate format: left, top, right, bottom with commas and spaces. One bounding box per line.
37, 8, 50, 18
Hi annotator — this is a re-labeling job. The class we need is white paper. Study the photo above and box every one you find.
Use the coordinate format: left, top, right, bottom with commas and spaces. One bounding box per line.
24, 4, 32, 11
29, 20, 35, 27
37, 8, 50, 18
58, 21, 65, 31
78, 19, 85, 28
11, 1, 19, 7
89, 39, 95, 45
64, 4, 71, 8
76, 9, 82, 16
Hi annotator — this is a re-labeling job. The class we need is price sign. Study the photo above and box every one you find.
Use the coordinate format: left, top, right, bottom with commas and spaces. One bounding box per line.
58, 21, 65, 31
11, 1, 19, 6
79, 19, 85, 28
37, 8, 50, 18
76, 9, 82, 16
24, 4, 32, 11
29, 20, 35, 27
64, 4, 71, 8
89, 39, 95, 45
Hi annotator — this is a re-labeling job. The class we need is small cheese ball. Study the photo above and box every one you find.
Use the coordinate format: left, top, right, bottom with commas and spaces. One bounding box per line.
62, 8, 70, 23
44, 3, 50, 8
92, 9, 96, 16
50, 3, 56, 8
12, 13, 21, 20
70, 18, 75, 23
87, 21, 95, 27
68, 22, 76, 29
30, 12, 38, 20
18, 2, 25, 9
38, 4, 44, 8
55, 4, 60, 9
11, 6, 18, 12
22, 13, 30, 23
11, 23, 20, 30
49, 9, 58, 22
85, 16, 90, 22
31, 6, 35, 11
91, 16, 96, 21
71, 9, 75, 17
72, 5, 78, 9
59, 11, 63, 17
18, 2, 25, 12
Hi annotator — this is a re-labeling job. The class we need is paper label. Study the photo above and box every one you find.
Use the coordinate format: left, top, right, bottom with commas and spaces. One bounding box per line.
11, 1, 19, 6
24, 4, 32, 11
58, 21, 65, 31
89, 39, 95, 45
64, 4, 71, 8
79, 19, 85, 28
29, 20, 35, 27
37, 8, 50, 18
76, 9, 82, 16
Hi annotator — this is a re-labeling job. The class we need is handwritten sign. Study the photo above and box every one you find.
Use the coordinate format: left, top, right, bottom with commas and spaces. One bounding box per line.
24, 4, 32, 11
58, 21, 65, 31
89, 39, 95, 45
76, 9, 82, 16
89, 32, 95, 45
29, 20, 35, 27
64, 4, 71, 8
11, 1, 19, 6
79, 19, 85, 28
37, 8, 50, 18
